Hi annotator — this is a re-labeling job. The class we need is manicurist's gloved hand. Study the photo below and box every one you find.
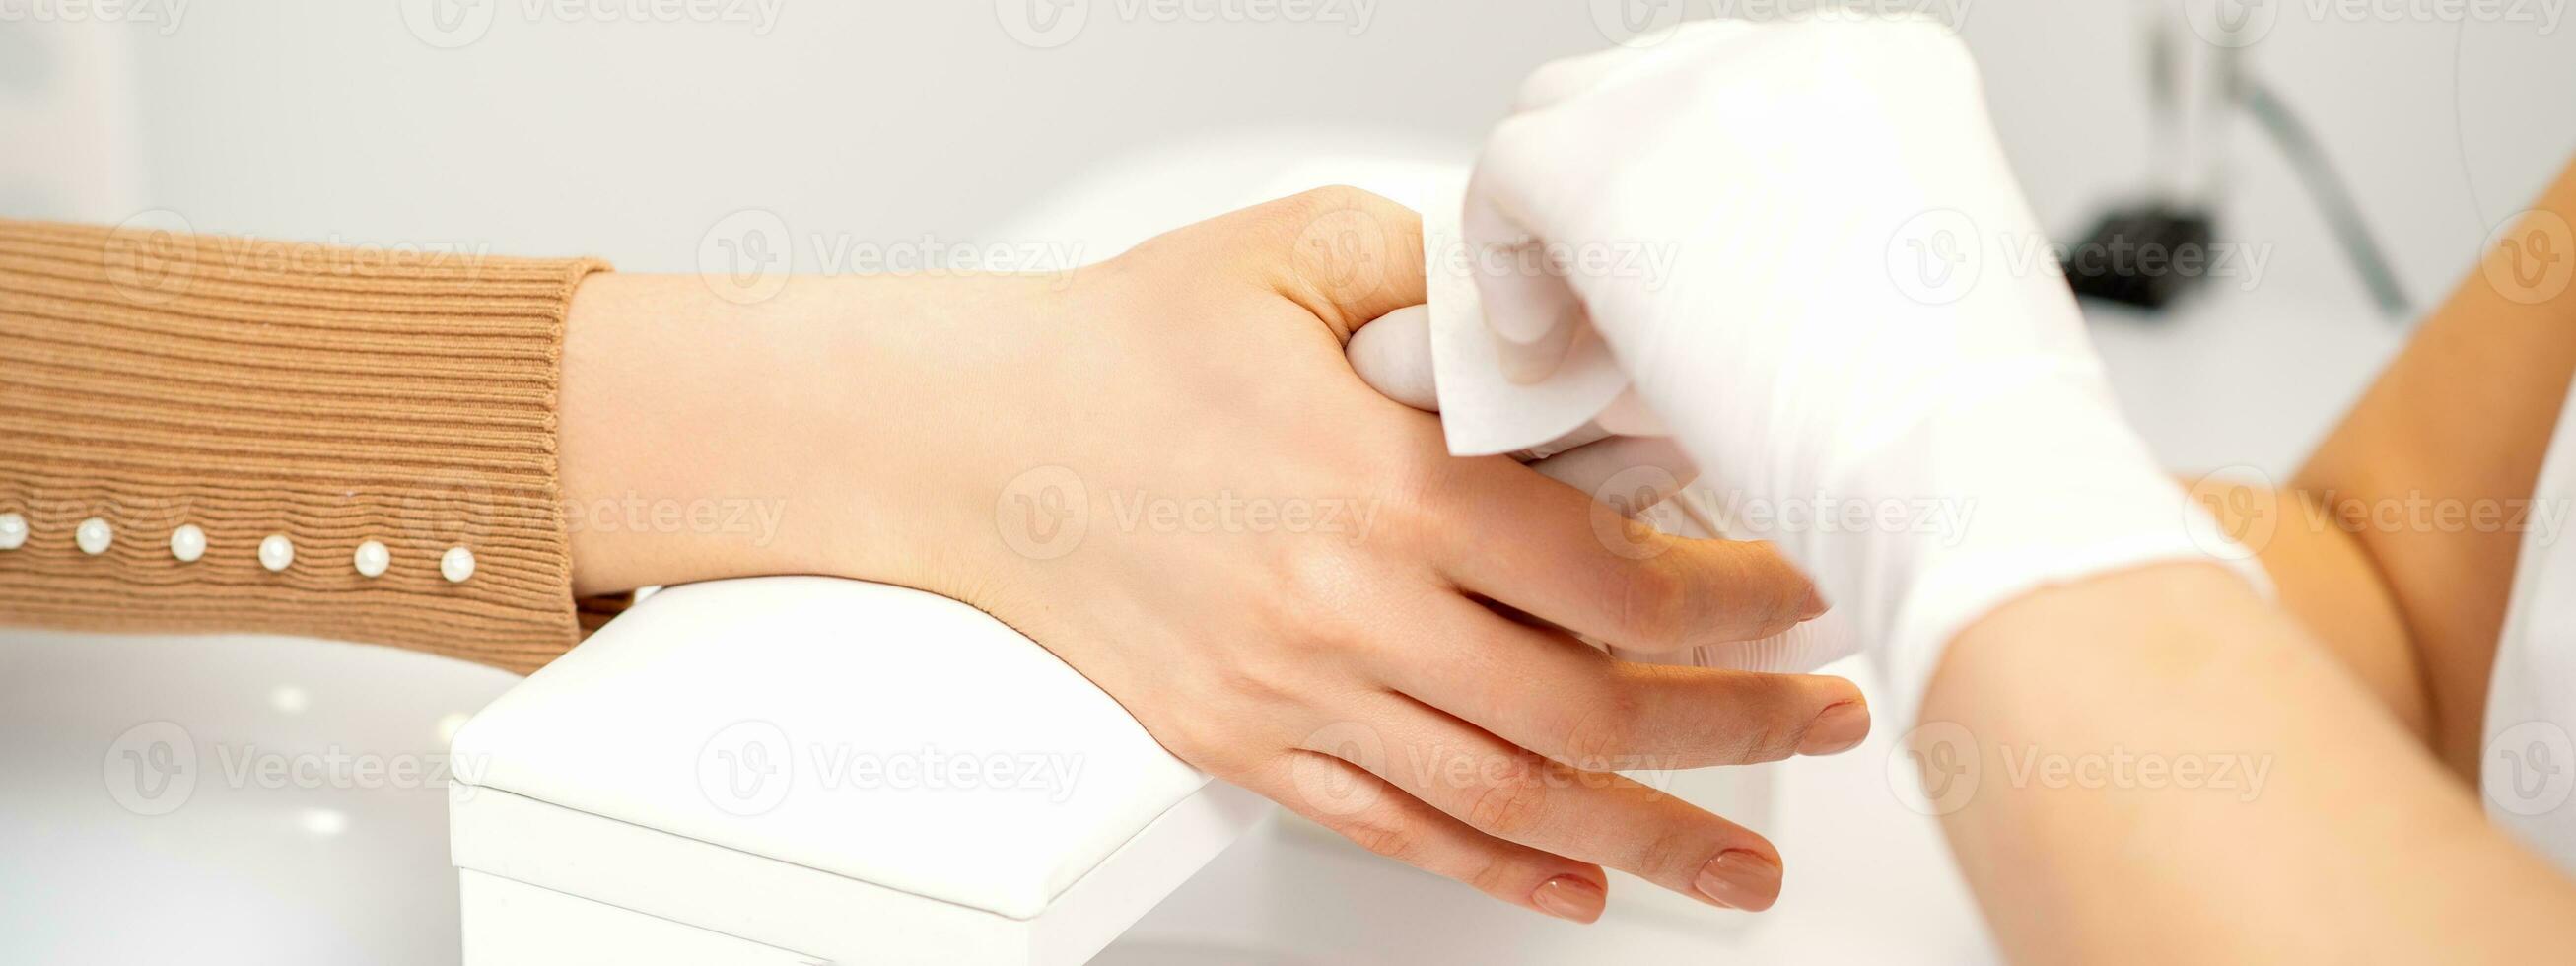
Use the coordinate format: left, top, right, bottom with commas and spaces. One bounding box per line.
1448, 18, 2257, 727
558, 187, 1861, 921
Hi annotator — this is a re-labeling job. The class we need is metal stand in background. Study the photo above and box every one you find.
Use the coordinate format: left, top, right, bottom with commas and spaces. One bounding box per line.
2063, 3, 2409, 318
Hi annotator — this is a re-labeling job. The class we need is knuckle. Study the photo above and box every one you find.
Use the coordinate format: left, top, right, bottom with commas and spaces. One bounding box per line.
1633, 824, 1709, 885
1341, 815, 1421, 863
1559, 694, 1642, 771
1275, 555, 1381, 652
1467, 855, 1526, 898
1464, 771, 1553, 838
1206, 651, 1291, 706
1694, 544, 1811, 643
1617, 556, 1692, 650
1724, 705, 1800, 764
1289, 183, 1396, 220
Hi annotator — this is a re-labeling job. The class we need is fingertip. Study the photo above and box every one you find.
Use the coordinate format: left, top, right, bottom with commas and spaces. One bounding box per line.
1688, 539, 1828, 644
1495, 310, 1583, 385
1530, 873, 1608, 924
1349, 303, 1439, 411
1794, 698, 1870, 757
1459, 186, 1585, 384
1797, 586, 1831, 622
1695, 849, 1784, 912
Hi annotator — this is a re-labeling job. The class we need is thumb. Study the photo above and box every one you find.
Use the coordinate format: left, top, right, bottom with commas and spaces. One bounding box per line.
1247, 186, 1429, 341
1462, 148, 1589, 385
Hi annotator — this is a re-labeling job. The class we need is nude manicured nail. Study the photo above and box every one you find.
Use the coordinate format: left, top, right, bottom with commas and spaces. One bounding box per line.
1531, 875, 1606, 924
1795, 699, 1869, 756
1695, 850, 1781, 912
1797, 587, 1831, 620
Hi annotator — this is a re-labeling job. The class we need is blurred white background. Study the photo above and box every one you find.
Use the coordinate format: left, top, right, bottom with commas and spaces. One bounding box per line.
5, 1, 2574, 963
7, 0, 2573, 298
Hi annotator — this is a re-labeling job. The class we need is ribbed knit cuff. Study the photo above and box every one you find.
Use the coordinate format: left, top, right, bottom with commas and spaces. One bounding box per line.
0, 218, 611, 673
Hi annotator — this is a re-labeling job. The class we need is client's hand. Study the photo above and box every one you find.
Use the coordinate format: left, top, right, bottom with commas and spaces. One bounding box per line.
558, 187, 1863, 920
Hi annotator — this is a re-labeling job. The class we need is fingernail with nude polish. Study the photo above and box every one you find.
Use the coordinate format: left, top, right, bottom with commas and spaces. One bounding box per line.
1695, 850, 1782, 912
1532, 875, 1606, 924
1797, 586, 1830, 620
1795, 699, 1869, 756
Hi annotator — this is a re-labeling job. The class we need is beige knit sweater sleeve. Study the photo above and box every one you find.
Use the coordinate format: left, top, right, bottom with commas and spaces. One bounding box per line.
0, 218, 618, 673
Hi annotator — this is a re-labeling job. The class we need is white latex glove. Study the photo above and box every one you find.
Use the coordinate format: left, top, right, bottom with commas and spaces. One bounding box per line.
1349, 302, 1689, 475
1452, 17, 2260, 727
1352, 301, 1858, 678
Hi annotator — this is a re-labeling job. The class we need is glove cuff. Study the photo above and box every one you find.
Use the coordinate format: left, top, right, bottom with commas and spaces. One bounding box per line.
1749, 368, 2270, 728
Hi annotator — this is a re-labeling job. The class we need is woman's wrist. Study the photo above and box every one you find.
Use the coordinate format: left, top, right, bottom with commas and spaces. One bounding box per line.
557, 271, 1039, 598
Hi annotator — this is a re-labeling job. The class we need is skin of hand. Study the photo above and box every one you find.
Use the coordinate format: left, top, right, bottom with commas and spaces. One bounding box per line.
554, 187, 1864, 922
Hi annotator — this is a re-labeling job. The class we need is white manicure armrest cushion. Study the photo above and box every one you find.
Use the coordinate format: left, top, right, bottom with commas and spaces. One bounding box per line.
448, 576, 1269, 965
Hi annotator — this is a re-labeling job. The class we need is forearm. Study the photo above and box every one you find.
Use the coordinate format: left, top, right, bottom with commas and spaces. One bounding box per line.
1921, 562, 2576, 963
2189, 480, 2427, 741
557, 272, 1048, 599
